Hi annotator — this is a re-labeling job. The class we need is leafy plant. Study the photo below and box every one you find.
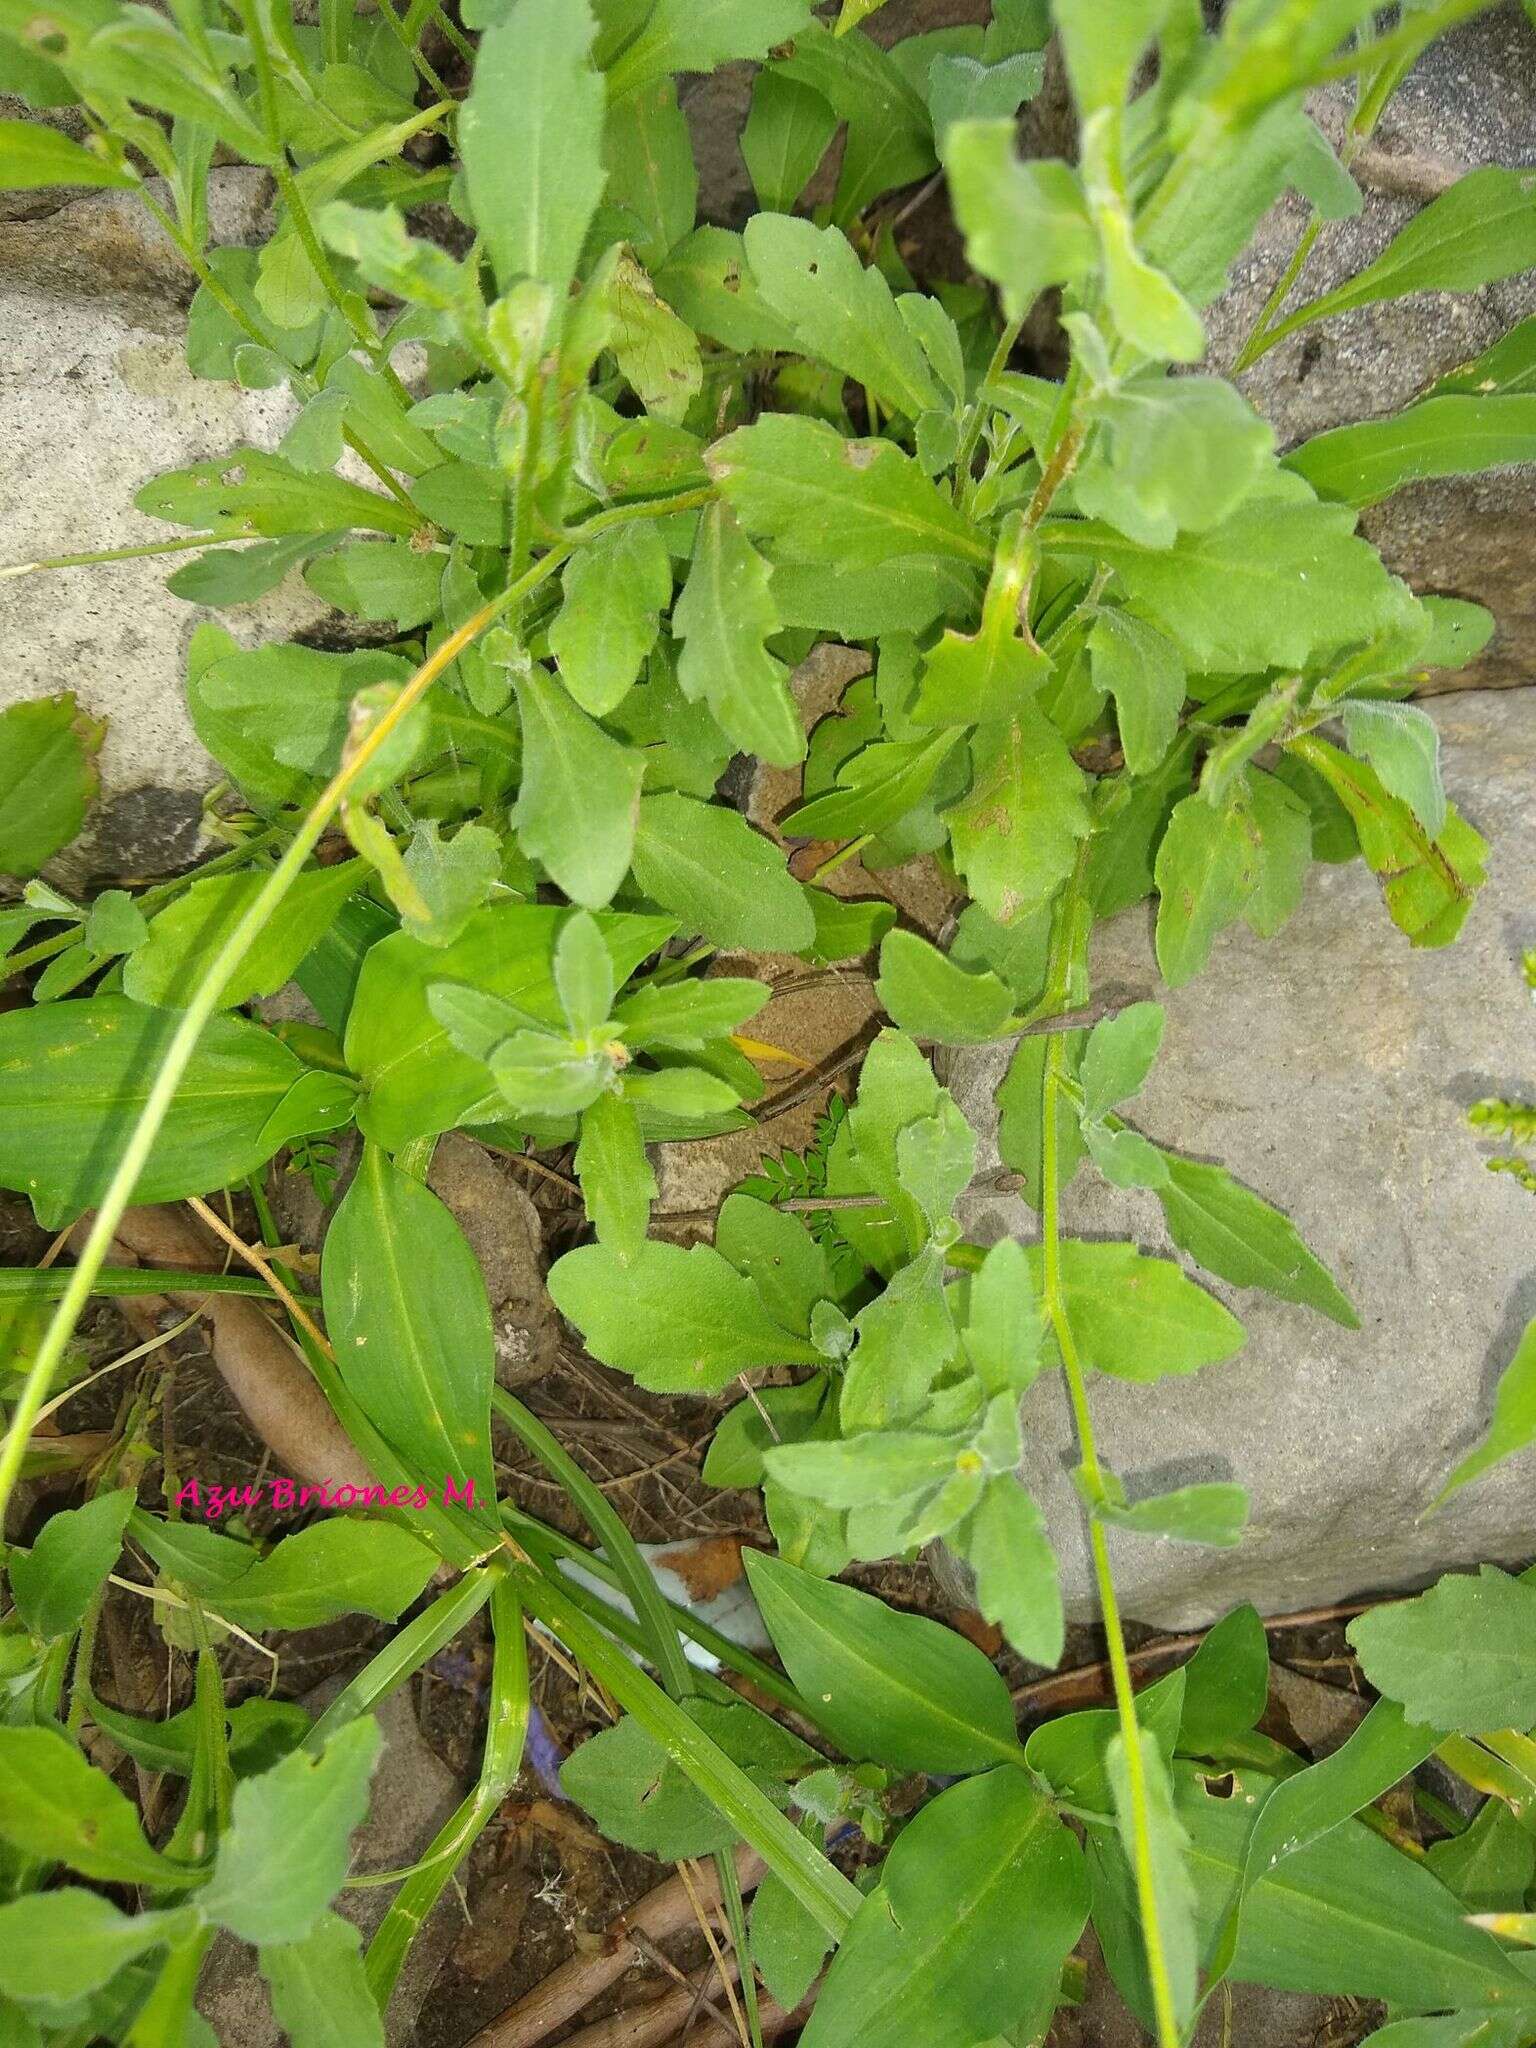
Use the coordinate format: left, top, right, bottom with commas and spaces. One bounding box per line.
2, 0, 1536, 2043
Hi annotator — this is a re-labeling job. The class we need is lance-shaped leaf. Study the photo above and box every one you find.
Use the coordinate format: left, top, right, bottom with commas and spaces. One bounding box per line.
954, 1476, 1062, 1666
0, 996, 302, 1224
459, 0, 605, 295
550, 522, 671, 718
673, 503, 804, 766
1033, 1239, 1245, 1380
261, 1912, 384, 2048
800, 1770, 1086, 2048
632, 792, 814, 952
548, 1238, 821, 1392
744, 214, 943, 421
0, 693, 104, 878
1284, 394, 1536, 508
574, 1090, 654, 1261
783, 729, 962, 841
944, 117, 1097, 319
875, 929, 1014, 1044
1087, 607, 1184, 777
323, 1143, 499, 1521
511, 665, 644, 909
1075, 376, 1276, 547
1342, 700, 1446, 837
1046, 494, 1417, 673
1107, 1730, 1200, 2031
0, 1725, 193, 1886
742, 68, 839, 213
946, 706, 1091, 928
136, 448, 415, 538
1437, 1317, 1536, 1504
1151, 1151, 1357, 1325
707, 414, 990, 573
605, 0, 813, 102
1154, 790, 1260, 986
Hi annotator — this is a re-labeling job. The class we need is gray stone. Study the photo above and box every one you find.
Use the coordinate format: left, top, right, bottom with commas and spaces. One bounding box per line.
0, 170, 331, 880
196, 1679, 462, 2046
941, 688, 1536, 1628
1203, 3, 1536, 689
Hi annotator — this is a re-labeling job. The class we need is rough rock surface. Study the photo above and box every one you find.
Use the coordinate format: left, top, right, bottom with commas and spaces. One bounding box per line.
196, 1679, 461, 2046
427, 1133, 562, 1388
941, 689, 1536, 1628
0, 170, 327, 877
1204, 2, 1536, 689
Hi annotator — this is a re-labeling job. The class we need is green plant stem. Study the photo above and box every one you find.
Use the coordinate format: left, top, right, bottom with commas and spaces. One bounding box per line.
0, 580, 542, 1542
1038, 854, 1181, 2048
0, 1267, 308, 1305
0, 534, 220, 578
953, 315, 1023, 508
305, 1567, 501, 1754
1231, 216, 1325, 372
272, 159, 417, 415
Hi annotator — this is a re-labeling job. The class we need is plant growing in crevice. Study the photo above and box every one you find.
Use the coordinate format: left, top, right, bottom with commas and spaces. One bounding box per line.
1, 0, 1536, 2043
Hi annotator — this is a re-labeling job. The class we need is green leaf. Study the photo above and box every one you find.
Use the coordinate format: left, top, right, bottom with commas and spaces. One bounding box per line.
612, 974, 769, 1050
1284, 395, 1536, 508
943, 118, 1097, 319
1047, 494, 1415, 673
196, 641, 413, 788
704, 1379, 834, 1489
347, 904, 675, 1148
955, 1475, 1062, 1666
926, 48, 1046, 145
607, 251, 703, 421
673, 501, 803, 767
511, 665, 643, 909
1098, 1481, 1250, 1548
216, 1519, 438, 1632
1290, 735, 1487, 949
1154, 791, 1259, 987
136, 448, 415, 539
743, 1551, 1022, 1773
460, 0, 605, 294
631, 792, 813, 952
554, 909, 616, 1038
601, 77, 697, 269
548, 1239, 820, 1393
1273, 166, 1536, 340
708, 414, 990, 573
0, 996, 302, 1224
947, 707, 1090, 928
875, 929, 1014, 1045
1438, 1317, 1536, 1504
0, 692, 103, 878
1080, 1001, 1164, 1121
0, 116, 134, 188
306, 539, 444, 629
744, 214, 942, 422
911, 517, 1052, 726
560, 1713, 737, 1858
200, 1720, 382, 1945
0, 1725, 191, 1885
1153, 1152, 1357, 1326
260, 1913, 384, 2048
169, 532, 335, 607
1426, 1800, 1536, 1915
575, 1089, 654, 1260
1342, 701, 1446, 838
1075, 376, 1276, 548
323, 1143, 499, 1520
655, 226, 798, 356
605, 0, 812, 102
399, 821, 501, 949
1179, 1604, 1269, 1758
742, 69, 838, 213
1107, 1730, 1199, 2030
1042, 1239, 1245, 1381
0, 1891, 191, 2009
800, 1770, 1087, 2048
783, 729, 962, 840
961, 1238, 1044, 1396
842, 1027, 947, 1259
715, 1192, 830, 1339
1347, 1568, 1536, 1734
550, 522, 671, 718
1084, 608, 1184, 776
1434, 315, 1536, 400
123, 862, 361, 1010
766, 1429, 967, 1511
752, 1869, 833, 2011
10, 1486, 133, 1641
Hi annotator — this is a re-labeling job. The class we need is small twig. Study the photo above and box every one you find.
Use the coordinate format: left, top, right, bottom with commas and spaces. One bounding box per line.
677, 1859, 749, 2048
1011, 1598, 1377, 1714
505, 1151, 583, 1200
627, 1931, 740, 2047
467, 1847, 765, 2048
184, 1196, 333, 1359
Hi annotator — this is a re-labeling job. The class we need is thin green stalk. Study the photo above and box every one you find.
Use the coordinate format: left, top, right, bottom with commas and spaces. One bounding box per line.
1038, 856, 1181, 2048
0, 1267, 308, 1305
954, 314, 1023, 510
509, 1559, 862, 1941
1231, 215, 1325, 372
495, 1393, 764, 2047
305, 1567, 501, 1755
0, 534, 220, 578
366, 1579, 530, 2003
0, 563, 557, 1541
